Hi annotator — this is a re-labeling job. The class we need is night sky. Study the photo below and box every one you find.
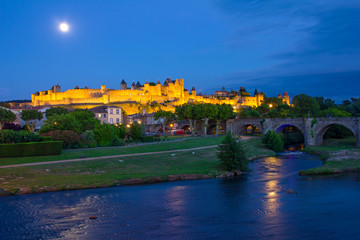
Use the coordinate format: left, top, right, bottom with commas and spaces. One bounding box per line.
1, 0, 359, 102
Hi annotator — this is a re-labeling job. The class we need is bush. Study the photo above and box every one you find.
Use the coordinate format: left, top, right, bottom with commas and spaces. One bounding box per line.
0, 130, 22, 144
79, 130, 95, 143
142, 136, 154, 142
116, 124, 126, 139
112, 138, 125, 146
41, 130, 81, 149
263, 131, 284, 152
130, 121, 144, 141
20, 130, 42, 143
0, 141, 62, 158
262, 131, 272, 145
3, 122, 22, 131
40, 114, 81, 134
217, 132, 248, 171
93, 123, 117, 147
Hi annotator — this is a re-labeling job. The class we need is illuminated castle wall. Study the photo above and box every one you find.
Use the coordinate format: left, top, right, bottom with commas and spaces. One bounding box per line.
31, 78, 288, 114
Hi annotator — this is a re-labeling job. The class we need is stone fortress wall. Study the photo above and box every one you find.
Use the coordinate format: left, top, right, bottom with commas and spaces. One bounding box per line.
31, 78, 289, 113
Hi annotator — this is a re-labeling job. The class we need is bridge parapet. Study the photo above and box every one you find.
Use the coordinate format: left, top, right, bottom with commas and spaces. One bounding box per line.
229, 117, 360, 147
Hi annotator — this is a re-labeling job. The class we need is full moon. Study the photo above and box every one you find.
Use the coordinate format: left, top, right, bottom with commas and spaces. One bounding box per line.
59, 22, 69, 32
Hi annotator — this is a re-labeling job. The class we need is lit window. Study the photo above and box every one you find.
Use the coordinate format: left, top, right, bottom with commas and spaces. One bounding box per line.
110, 109, 113, 114
98, 114, 101, 118
110, 118, 113, 124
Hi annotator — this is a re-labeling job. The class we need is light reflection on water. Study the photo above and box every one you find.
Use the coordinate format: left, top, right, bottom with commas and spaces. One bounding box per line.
1, 154, 360, 239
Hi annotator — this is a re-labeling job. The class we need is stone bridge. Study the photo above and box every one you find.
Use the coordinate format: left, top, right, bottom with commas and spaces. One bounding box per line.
227, 117, 360, 147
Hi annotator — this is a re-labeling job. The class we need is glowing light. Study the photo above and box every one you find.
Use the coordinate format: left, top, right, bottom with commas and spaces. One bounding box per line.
59, 22, 69, 32
126, 124, 130, 128
170, 123, 174, 128
269, 104, 273, 108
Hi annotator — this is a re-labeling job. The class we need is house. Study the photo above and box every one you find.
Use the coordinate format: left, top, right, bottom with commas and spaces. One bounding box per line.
89, 106, 123, 125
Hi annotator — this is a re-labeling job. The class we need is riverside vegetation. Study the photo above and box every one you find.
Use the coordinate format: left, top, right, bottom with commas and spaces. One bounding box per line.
0, 137, 275, 196
299, 137, 360, 175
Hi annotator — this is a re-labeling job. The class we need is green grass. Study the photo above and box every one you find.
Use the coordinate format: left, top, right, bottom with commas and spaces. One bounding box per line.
300, 137, 360, 175
303, 137, 358, 154
300, 159, 360, 175
242, 137, 276, 159
0, 137, 275, 196
0, 136, 224, 166
0, 148, 220, 195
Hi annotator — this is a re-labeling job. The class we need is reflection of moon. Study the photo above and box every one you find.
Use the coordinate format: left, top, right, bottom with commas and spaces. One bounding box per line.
59, 22, 69, 32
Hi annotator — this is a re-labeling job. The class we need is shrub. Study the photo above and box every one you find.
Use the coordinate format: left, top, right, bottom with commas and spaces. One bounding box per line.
20, 130, 42, 143
40, 114, 81, 134
262, 131, 272, 145
217, 132, 248, 171
130, 121, 144, 141
93, 123, 117, 147
0, 130, 43, 144
0, 130, 22, 144
142, 136, 154, 142
80, 130, 95, 143
0, 141, 62, 158
112, 138, 125, 146
3, 122, 22, 131
41, 130, 81, 149
263, 131, 284, 152
116, 124, 126, 139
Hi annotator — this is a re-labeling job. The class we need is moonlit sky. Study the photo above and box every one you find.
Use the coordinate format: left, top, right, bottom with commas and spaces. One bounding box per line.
0, 0, 359, 102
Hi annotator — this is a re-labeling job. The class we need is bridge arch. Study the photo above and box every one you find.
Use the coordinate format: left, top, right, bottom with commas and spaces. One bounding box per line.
239, 123, 262, 135
273, 123, 305, 135
315, 123, 356, 145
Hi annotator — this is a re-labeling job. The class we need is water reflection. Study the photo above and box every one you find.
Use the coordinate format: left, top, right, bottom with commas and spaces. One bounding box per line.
3, 154, 360, 240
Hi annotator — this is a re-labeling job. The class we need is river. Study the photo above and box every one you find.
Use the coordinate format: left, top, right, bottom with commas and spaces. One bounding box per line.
1, 153, 360, 240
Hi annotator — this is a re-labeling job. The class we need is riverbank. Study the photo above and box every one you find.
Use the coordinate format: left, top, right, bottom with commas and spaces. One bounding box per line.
0, 137, 275, 196
299, 137, 360, 175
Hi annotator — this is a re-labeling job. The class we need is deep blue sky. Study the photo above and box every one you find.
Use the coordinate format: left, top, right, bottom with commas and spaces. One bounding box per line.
1, 0, 359, 102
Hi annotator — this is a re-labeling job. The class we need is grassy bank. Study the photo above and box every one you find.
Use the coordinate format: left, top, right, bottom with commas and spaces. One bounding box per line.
300, 137, 360, 175
0, 137, 275, 196
0, 137, 223, 166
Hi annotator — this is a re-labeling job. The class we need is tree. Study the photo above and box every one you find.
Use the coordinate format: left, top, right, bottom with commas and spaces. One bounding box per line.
130, 121, 144, 140
213, 104, 233, 135
0, 107, 16, 131
197, 103, 217, 137
175, 103, 198, 136
238, 107, 260, 119
45, 107, 69, 118
261, 97, 284, 108
291, 94, 320, 117
154, 110, 174, 133
70, 109, 100, 133
217, 132, 248, 171
319, 107, 351, 117
315, 97, 336, 110
21, 109, 43, 132
263, 131, 283, 152
40, 114, 81, 134
93, 123, 117, 146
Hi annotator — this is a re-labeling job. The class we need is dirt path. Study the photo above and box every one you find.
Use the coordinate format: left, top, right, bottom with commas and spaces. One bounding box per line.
0, 145, 218, 169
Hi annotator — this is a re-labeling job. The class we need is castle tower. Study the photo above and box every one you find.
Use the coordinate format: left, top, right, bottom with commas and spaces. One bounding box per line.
131, 82, 136, 90
191, 86, 196, 96
120, 79, 127, 90
283, 91, 290, 105
101, 85, 107, 92
51, 84, 61, 93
